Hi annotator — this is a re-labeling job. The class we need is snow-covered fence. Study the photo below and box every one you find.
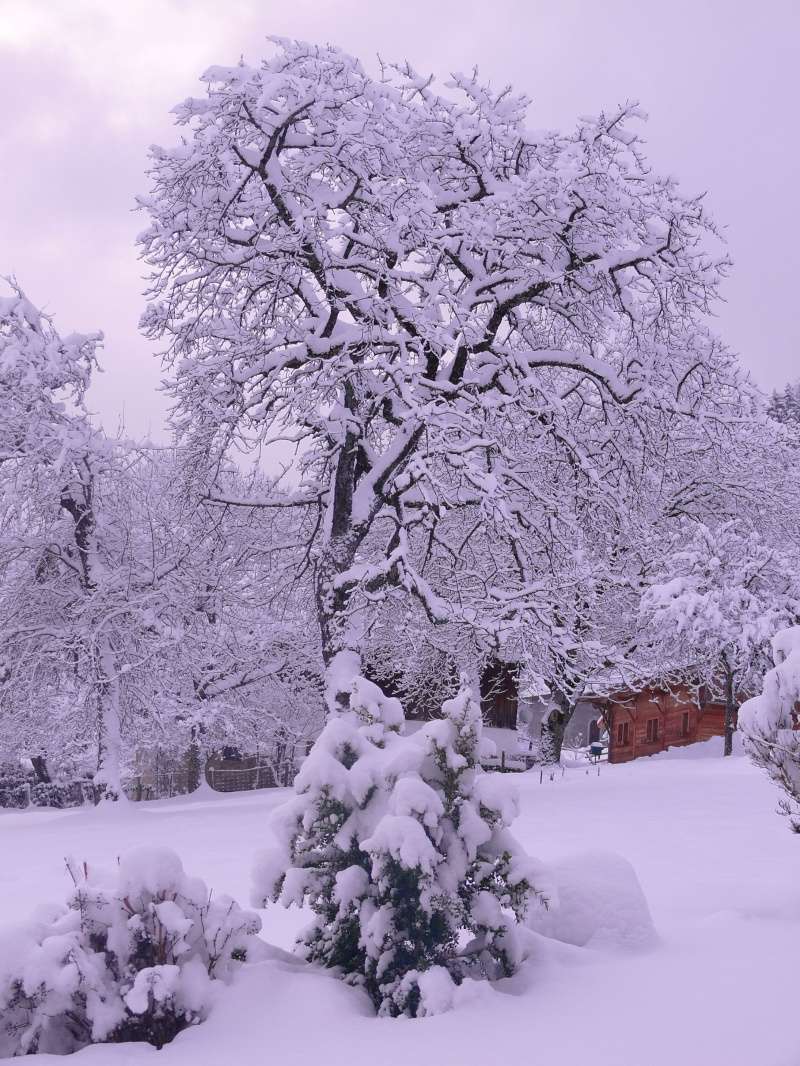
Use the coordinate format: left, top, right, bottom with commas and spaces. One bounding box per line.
480, 749, 603, 776
126, 769, 192, 801
206, 762, 278, 793
125, 755, 305, 800
0, 771, 97, 810
481, 750, 538, 773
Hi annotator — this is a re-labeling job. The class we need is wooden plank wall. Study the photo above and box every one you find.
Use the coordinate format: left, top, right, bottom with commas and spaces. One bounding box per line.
607, 686, 728, 763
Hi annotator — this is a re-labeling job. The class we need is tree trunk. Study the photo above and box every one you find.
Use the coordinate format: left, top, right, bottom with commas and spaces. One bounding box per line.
315, 534, 363, 715
541, 690, 575, 765
62, 472, 126, 801
93, 637, 124, 802
723, 664, 737, 758
30, 755, 50, 784
186, 730, 202, 792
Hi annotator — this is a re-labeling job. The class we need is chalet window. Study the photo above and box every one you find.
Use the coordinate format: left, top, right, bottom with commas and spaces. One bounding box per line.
646, 718, 659, 743
681, 711, 690, 737
616, 721, 630, 746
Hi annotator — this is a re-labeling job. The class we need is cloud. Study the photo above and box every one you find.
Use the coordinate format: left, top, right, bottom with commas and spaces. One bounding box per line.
1, 0, 798, 438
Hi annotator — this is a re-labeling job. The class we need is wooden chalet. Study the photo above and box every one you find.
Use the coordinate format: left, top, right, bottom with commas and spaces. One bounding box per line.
477, 658, 735, 763
585, 682, 731, 763
380, 657, 735, 765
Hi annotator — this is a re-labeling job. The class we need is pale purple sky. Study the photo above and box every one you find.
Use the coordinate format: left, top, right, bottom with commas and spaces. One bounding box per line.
2, 0, 797, 438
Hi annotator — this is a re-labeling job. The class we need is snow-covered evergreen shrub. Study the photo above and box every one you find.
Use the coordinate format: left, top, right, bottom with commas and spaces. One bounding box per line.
0, 781, 30, 809
0, 773, 97, 810
29, 779, 93, 809
254, 677, 543, 1017
739, 627, 800, 830
0, 766, 34, 809
0, 846, 261, 1056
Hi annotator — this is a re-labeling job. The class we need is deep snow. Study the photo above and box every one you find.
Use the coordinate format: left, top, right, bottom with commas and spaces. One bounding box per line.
1, 744, 798, 1066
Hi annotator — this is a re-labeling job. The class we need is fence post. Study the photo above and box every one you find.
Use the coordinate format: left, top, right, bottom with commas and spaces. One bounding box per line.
501, 750, 506, 771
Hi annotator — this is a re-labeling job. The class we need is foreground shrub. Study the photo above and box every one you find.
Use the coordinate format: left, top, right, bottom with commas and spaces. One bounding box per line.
254, 676, 545, 1017
739, 627, 800, 830
0, 846, 261, 1056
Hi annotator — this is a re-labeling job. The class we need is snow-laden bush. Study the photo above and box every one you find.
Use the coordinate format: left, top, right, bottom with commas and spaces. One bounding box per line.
254, 675, 544, 1017
739, 626, 800, 830
0, 846, 261, 1056
0, 780, 30, 810
0, 766, 97, 810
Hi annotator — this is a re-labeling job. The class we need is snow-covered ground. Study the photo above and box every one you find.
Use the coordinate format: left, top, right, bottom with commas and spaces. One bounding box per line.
1, 744, 798, 1066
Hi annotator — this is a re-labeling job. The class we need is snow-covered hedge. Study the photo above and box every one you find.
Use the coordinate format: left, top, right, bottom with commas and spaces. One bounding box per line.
0, 846, 261, 1056
739, 626, 800, 830
254, 668, 545, 1017
0, 769, 96, 810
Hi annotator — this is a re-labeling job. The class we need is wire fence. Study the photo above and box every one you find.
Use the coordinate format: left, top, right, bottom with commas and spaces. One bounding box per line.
205, 763, 278, 792
125, 753, 305, 800
4, 737, 609, 810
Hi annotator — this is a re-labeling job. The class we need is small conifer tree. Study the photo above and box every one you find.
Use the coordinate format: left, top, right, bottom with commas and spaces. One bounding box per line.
254, 677, 544, 1016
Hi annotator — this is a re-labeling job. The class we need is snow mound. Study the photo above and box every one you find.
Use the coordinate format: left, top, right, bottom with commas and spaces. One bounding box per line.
651, 735, 745, 760
528, 851, 657, 951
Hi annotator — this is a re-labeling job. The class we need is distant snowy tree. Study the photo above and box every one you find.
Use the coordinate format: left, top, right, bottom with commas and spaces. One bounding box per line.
767, 381, 800, 430
0, 278, 98, 467
254, 673, 542, 1015
640, 520, 800, 755
739, 628, 800, 830
0, 323, 325, 796
139, 38, 746, 715
130, 458, 325, 786
0, 282, 128, 792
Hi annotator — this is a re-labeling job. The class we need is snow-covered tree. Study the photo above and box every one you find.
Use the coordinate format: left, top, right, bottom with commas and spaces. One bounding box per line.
0, 435, 181, 797
739, 627, 800, 830
767, 381, 800, 431
138, 39, 745, 714
254, 674, 542, 1015
0, 437, 326, 796
640, 519, 800, 755
0, 278, 98, 468
0, 282, 125, 791
126, 456, 325, 786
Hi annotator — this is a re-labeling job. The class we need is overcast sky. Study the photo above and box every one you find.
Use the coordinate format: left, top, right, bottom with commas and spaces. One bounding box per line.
1, 0, 797, 438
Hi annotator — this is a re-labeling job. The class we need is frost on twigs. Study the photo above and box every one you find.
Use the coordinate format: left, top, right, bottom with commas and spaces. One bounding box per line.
0, 846, 261, 1056
739, 627, 800, 831
253, 677, 545, 1017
